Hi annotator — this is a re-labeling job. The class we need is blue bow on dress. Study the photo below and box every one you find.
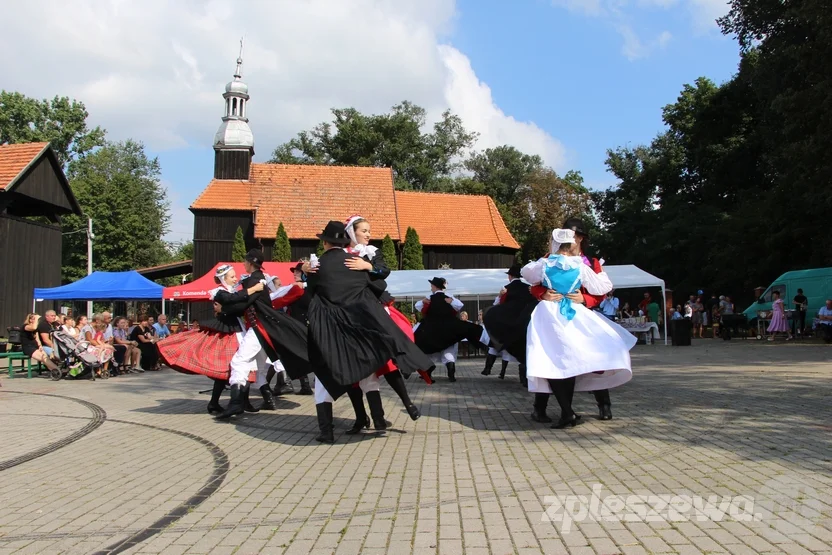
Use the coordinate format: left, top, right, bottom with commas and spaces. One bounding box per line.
560, 296, 577, 321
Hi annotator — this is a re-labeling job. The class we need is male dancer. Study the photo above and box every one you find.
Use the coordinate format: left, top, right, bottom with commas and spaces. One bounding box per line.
482, 264, 534, 383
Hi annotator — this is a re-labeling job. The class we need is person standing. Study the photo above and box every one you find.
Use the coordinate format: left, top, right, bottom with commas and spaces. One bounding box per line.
482, 264, 536, 382
600, 291, 619, 320
793, 288, 808, 336
767, 291, 793, 341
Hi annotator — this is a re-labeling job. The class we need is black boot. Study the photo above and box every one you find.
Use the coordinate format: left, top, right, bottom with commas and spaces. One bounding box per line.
207, 379, 226, 414
259, 384, 277, 410
384, 371, 420, 420
499, 359, 509, 379
447, 362, 456, 382
297, 374, 313, 395
216, 384, 244, 419
594, 389, 612, 420
315, 402, 335, 443
518, 364, 528, 388
531, 393, 552, 423
548, 378, 580, 428
242, 383, 260, 413
366, 391, 390, 430
345, 387, 370, 435
265, 366, 276, 391
481, 353, 497, 376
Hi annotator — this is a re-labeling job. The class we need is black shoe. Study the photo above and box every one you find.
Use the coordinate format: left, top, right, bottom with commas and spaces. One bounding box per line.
366, 391, 389, 431
552, 413, 581, 429
297, 375, 313, 395
242, 384, 260, 413
406, 404, 420, 421
345, 415, 370, 435
207, 402, 224, 414
531, 409, 552, 423
259, 384, 277, 411
481, 354, 496, 375
216, 385, 244, 420
315, 403, 335, 443
599, 404, 613, 420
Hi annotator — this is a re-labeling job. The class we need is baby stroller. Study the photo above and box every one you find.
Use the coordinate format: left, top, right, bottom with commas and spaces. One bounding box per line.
51, 330, 102, 381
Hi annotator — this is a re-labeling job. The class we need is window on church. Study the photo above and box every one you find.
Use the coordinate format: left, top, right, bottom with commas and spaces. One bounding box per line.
232, 98, 238, 116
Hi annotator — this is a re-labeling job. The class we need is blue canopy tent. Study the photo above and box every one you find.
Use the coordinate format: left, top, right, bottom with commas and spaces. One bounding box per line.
34, 271, 163, 300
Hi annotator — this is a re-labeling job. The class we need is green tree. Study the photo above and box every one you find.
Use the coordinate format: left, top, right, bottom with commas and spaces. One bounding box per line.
170, 241, 194, 261
270, 101, 478, 190
62, 140, 170, 281
232, 227, 246, 262
0, 91, 105, 166
381, 234, 398, 270
273, 222, 292, 262
401, 227, 424, 270
315, 240, 325, 258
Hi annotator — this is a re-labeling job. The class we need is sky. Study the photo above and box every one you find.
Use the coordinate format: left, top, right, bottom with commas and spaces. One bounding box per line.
0, 0, 740, 245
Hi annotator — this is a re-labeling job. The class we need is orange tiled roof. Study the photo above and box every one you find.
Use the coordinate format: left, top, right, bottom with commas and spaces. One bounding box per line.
0, 142, 50, 190
395, 191, 520, 249
190, 163, 520, 249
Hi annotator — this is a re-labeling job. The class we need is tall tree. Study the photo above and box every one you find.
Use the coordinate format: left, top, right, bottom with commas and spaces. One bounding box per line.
273, 222, 292, 262
270, 101, 478, 190
0, 91, 105, 166
401, 227, 424, 270
231, 227, 246, 262
381, 234, 398, 270
513, 168, 593, 261
316, 240, 325, 258
62, 140, 170, 281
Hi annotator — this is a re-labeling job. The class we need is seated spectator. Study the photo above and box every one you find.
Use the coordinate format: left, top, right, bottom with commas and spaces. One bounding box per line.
153, 314, 171, 339
112, 317, 141, 373
37, 309, 59, 358
131, 314, 160, 371
189, 319, 200, 331
818, 299, 832, 343
83, 314, 114, 378
61, 317, 79, 338
671, 307, 683, 320
21, 314, 60, 372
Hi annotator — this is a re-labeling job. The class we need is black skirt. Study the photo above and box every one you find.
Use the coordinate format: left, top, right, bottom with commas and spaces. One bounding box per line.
252, 302, 314, 380
484, 300, 538, 364
415, 318, 484, 355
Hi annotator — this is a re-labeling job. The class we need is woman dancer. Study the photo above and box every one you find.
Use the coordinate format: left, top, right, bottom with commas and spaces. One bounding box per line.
340, 215, 426, 433
522, 229, 636, 428
767, 291, 792, 341
158, 265, 263, 413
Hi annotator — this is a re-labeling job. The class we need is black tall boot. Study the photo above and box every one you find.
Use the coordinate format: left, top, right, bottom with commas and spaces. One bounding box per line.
366, 391, 389, 430
297, 374, 313, 395
446, 362, 456, 382
265, 366, 276, 391
345, 387, 370, 435
242, 383, 260, 413
384, 371, 420, 420
273, 371, 285, 396
593, 389, 612, 420
548, 377, 579, 428
207, 379, 226, 414
518, 364, 528, 387
315, 402, 335, 443
481, 353, 497, 376
531, 393, 552, 423
216, 384, 244, 419
259, 384, 277, 410
499, 359, 509, 379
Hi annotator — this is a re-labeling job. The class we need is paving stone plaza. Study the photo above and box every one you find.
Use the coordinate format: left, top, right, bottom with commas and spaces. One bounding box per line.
1, 341, 830, 555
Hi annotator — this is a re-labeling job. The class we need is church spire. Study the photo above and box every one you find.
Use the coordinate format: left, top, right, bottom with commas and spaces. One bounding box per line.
213, 39, 254, 180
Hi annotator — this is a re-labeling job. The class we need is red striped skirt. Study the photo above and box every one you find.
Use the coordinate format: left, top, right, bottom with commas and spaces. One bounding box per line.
157, 329, 253, 382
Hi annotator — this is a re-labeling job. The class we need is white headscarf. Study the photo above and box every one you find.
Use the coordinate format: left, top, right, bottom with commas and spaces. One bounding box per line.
550, 228, 576, 254
344, 215, 378, 259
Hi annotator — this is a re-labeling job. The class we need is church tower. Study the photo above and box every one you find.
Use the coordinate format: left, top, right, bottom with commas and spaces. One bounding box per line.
213, 43, 254, 180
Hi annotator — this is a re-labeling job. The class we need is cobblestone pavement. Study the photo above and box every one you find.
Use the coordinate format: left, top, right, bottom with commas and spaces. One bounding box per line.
1, 340, 830, 555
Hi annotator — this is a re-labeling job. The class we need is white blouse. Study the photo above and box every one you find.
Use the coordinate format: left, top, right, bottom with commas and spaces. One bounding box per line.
520, 255, 613, 296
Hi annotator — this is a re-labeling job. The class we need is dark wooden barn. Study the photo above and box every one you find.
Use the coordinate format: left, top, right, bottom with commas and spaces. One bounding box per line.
0, 142, 83, 336
190, 163, 520, 279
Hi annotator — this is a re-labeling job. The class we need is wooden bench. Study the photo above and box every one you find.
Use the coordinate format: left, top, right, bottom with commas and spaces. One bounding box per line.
0, 351, 44, 378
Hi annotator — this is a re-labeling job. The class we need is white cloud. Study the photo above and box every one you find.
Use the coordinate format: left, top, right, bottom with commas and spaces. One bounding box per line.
552, 0, 725, 58
0, 0, 567, 241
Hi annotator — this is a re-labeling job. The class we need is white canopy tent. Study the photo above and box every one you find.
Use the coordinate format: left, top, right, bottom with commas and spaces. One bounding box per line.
385, 265, 668, 344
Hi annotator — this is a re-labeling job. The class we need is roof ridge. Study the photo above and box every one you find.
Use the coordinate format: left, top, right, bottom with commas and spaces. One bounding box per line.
396, 190, 493, 199
252, 162, 392, 172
